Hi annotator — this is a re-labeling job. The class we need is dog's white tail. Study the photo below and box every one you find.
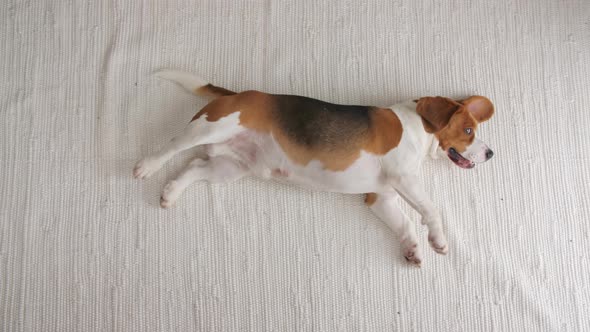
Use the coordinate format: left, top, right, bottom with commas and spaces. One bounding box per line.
155, 69, 236, 99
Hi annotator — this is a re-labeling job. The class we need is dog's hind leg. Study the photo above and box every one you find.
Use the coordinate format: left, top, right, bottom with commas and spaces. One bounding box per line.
160, 155, 248, 208
133, 112, 243, 179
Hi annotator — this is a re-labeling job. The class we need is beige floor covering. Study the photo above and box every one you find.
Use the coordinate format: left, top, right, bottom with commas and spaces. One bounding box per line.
1, 1, 589, 331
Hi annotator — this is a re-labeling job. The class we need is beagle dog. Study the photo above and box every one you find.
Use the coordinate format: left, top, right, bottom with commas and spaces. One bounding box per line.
134, 70, 494, 266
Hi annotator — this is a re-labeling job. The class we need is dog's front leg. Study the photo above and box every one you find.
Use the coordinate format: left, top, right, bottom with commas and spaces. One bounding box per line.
366, 192, 422, 266
391, 175, 448, 255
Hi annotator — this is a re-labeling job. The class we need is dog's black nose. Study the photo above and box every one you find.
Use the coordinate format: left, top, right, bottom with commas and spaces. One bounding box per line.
485, 149, 494, 160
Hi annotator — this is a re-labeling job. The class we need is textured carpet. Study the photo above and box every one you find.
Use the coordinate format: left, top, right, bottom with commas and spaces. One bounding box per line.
1, 0, 589, 331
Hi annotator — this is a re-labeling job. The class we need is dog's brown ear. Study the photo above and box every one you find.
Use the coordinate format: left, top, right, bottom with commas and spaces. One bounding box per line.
459, 96, 494, 123
416, 97, 461, 133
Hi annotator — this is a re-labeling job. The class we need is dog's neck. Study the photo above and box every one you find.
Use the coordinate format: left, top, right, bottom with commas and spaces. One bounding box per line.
405, 100, 441, 159
427, 133, 441, 159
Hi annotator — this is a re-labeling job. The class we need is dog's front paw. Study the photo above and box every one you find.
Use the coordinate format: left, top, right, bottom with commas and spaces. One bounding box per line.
428, 230, 448, 255
402, 241, 422, 267
133, 158, 162, 179
160, 181, 181, 208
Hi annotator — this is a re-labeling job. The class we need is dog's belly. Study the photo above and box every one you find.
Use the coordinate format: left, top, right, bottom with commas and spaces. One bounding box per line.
271, 155, 384, 193
211, 131, 386, 194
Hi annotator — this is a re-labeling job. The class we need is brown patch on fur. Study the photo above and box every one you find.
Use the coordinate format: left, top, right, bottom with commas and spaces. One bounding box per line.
195, 84, 236, 99
459, 96, 494, 122
191, 92, 404, 171
190, 91, 265, 122
364, 108, 403, 154
274, 134, 361, 171
365, 193, 378, 206
435, 109, 478, 153
416, 97, 462, 133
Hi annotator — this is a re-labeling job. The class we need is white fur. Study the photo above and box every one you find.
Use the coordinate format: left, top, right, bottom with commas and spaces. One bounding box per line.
160, 156, 247, 208
155, 69, 208, 94
133, 112, 242, 179
368, 191, 422, 265
462, 138, 491, 163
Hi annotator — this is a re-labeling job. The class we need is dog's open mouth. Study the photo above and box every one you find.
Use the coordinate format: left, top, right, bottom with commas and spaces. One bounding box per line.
447, 148, 475, 169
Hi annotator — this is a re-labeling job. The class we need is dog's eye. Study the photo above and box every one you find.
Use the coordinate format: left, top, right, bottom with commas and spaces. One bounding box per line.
464, 128, 473, 135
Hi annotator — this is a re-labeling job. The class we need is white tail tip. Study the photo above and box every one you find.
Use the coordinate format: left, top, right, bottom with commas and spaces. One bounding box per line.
155, 69, 208, 94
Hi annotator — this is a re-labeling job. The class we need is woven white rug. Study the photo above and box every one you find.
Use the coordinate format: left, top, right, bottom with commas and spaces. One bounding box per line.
1, 0, 589, 330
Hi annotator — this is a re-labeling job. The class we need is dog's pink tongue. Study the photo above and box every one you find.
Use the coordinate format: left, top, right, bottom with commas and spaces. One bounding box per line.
448, 149, 474, 169
464, 162, 475, 169
460, 159, 475, 168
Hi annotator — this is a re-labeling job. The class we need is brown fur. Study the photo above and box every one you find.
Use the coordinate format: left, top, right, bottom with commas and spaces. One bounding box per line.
435, 109, 477, 152
191, 91, 403, 171
460, 96, 494, 122
416, 97, 462, 133
365, 193, 377, 206
195, 84, 236, 99
364, 108, 403, 155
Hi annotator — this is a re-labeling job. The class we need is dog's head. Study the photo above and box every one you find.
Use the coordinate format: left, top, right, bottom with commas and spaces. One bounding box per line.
415, 96, 494, 169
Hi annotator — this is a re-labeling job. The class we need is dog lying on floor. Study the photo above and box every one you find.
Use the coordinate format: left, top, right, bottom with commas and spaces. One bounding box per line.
134, 70, 494, 266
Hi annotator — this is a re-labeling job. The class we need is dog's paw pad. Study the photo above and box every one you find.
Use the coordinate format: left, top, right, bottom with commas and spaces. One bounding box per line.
133, 158, 162, 179
402, 243, 422, 267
